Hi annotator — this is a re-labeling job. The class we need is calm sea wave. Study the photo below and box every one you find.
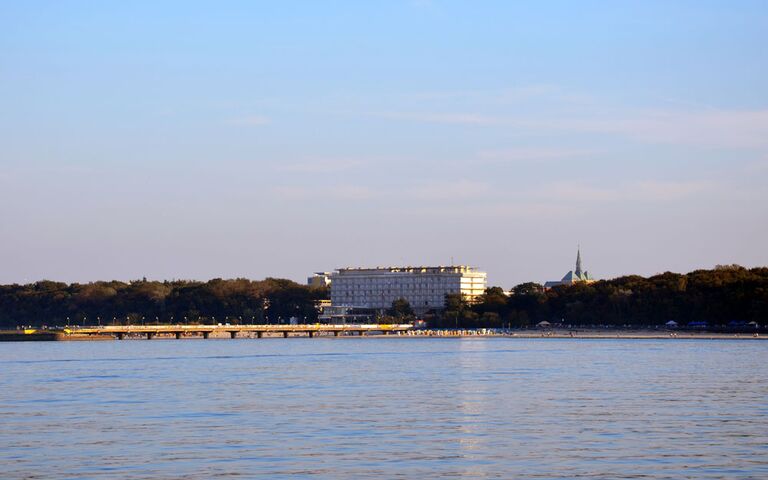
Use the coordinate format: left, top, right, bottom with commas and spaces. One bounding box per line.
1, 338, 767, 479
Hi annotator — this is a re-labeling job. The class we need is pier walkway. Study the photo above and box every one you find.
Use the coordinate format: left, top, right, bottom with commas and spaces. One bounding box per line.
69, 324, 413, 339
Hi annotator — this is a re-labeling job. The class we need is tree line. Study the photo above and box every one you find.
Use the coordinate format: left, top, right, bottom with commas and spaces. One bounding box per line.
1, 265, 766, 329
429, 265, 768, 329
0, 278, 327, 328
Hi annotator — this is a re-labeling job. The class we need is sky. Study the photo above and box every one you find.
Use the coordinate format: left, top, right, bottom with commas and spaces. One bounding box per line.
1, 0, 767, 288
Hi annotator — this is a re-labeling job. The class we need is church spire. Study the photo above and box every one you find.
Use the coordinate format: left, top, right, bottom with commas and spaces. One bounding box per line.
575, 247, 583, 278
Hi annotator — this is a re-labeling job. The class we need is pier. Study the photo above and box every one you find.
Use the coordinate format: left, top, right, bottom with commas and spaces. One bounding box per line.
66, 324, 413, 340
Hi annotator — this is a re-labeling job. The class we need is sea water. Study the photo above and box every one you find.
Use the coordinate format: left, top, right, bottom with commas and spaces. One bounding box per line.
1, 338, 766, 479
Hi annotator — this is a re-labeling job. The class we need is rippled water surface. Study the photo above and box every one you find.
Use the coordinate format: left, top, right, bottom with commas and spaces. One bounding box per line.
1, 338, 767, 479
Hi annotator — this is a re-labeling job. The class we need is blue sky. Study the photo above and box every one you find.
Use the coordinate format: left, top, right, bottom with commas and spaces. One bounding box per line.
1, 1, 767, 287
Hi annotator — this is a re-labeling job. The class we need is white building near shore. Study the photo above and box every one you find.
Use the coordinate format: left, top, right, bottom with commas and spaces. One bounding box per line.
330, 265, 487, 313
307, 272, 332, 288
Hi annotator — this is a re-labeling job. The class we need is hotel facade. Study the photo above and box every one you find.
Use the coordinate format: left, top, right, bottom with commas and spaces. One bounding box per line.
329, 266, 487, 313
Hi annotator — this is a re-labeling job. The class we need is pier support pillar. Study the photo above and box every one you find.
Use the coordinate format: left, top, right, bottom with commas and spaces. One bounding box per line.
256, 331, 263, 338
175, 332, 182, 339
230, 331, 237, 339
117, 333, 125, 340
146, 332, 154, 340
283, 331, 289, 338
333, 331, 339, 337
308, 331, 314, 338
203, 332, 210, 339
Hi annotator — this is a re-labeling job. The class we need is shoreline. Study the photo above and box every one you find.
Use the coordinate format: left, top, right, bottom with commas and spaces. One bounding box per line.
406, 331, 766, 340
334, 329, 766, 340
1, 328, 764, 341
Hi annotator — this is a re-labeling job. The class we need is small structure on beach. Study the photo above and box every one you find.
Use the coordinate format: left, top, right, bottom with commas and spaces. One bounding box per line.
665, 320, 678, 329
687, 321, 708, 330
536, 321, 552, 329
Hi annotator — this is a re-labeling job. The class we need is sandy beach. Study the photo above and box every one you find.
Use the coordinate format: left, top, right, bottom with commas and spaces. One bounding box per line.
398, 329, 766, 340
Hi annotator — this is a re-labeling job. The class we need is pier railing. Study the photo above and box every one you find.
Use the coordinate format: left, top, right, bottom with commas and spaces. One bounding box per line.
66, 324, 413, 339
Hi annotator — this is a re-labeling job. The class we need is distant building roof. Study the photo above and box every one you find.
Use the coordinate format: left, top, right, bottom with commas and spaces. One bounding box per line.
544, 248, 595, 288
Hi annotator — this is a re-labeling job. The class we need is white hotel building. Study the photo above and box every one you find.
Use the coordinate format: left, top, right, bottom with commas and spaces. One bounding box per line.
330, 266, 487, 313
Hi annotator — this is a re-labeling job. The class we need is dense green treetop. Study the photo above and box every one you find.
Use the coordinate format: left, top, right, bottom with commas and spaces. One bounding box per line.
0, 278, 328, 328
455, 266, 768, 329
386, 298, 414, 319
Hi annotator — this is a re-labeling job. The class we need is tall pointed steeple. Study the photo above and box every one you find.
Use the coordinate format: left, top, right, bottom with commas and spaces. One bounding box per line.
575, 247, 583, 278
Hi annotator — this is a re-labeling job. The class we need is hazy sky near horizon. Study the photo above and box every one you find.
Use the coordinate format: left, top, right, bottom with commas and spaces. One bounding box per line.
1, 1, 767, 287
